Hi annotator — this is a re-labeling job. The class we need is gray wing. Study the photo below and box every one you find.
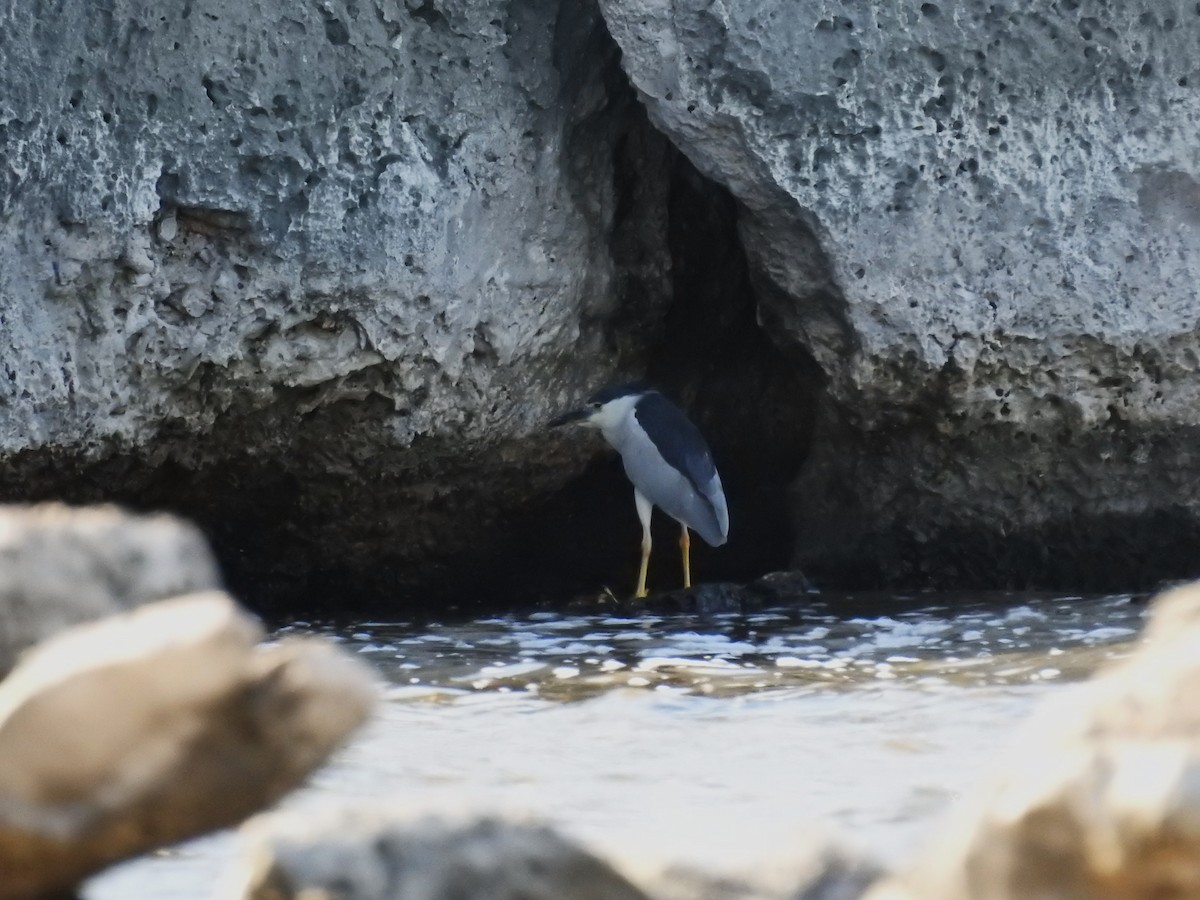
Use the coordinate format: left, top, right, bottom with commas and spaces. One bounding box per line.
627, 392, 729, 546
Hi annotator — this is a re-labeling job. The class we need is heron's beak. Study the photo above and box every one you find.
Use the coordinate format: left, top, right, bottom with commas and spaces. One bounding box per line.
548, 407, 589, 428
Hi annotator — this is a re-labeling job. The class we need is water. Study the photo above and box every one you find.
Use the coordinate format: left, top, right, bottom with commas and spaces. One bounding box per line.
89, 591, 1146, 897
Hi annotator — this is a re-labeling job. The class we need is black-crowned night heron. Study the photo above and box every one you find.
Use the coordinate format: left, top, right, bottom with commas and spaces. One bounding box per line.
550, 383, 729, 598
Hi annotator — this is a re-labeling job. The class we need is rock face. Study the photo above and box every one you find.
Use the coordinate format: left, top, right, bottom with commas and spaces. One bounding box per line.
0, 503, 221, 676
0, 0, 670, 609
0, 0, 647, 451
598, 0, 1200, 588
3, 0, 1199, 603
232, 808, 653, 900
866, 582, 1200, 900
0, 592, 375, 899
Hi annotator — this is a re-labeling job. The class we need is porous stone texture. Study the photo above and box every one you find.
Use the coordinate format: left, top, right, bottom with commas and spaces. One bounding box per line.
7, 0, 1199, 602
0, 592, 375, 899
0, 0, 644, 450
231, 808, 653, 900
598, 0, 1200, 587
865, 581, 1200, 900
0, 502, 221, 676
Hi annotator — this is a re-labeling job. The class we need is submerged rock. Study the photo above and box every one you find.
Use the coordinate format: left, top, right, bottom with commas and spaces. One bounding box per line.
564, 570, 820, 617
0, 593, 375, 899
866, 581, 1200, 900
231, 808, 652, 900
0, 503, 221, 677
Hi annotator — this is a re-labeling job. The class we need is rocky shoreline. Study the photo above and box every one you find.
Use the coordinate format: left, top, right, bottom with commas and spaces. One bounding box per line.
1, 503, 1198, 899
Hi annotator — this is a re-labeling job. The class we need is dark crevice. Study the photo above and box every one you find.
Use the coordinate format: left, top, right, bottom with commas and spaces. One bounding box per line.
647, 158, 824, 579
508, 152, 827, 599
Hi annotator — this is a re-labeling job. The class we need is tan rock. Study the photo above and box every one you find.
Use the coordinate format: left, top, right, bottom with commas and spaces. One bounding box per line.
0, 593, 376, 899
231, 807, 654, 900
868, 583, 1200, 900
0, 503, 222, 676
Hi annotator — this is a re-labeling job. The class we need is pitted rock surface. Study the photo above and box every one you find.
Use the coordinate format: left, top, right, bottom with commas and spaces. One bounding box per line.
599, 0, 1200, 586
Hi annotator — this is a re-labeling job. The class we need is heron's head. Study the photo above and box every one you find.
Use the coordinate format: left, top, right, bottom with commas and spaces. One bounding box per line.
548, 382, 652, 431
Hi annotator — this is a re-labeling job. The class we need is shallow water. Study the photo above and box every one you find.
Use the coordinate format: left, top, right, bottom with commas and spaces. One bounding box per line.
89, 591, 1146, 897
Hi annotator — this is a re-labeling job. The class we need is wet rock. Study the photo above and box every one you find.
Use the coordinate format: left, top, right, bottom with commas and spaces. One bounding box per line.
0, 503, 221, 677
563, 570, 820, 618
636, 582, 755, 616
231, 808, 652, 900
747, 571, 822, 605
865, 581, 1200, 900
0, 593, 375, 900
643, 571, 819, 616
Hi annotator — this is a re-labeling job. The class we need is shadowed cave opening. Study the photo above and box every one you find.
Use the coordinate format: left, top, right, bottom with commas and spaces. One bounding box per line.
486, 155, 826, 605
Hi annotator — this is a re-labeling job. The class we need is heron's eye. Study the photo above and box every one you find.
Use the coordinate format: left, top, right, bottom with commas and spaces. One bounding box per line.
590, 403, 601, 410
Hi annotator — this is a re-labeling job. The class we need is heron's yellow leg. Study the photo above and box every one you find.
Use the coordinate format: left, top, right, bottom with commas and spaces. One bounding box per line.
634, 490, 654, 600
680, 526, 691, 589
635, 536, 651, 599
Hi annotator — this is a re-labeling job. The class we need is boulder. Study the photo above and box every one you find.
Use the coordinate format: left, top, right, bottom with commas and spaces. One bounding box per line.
230, 807, 652, 900
865, 581, 1200, 900
231, 807, 882, 900
0, 503, 222, 676
0, 592, 375, 899
598, 0, 1200, 587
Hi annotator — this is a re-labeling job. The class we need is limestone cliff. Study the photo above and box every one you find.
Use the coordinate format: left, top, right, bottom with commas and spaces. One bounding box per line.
1, 0, 1197, 605
600, 0, 1200, 588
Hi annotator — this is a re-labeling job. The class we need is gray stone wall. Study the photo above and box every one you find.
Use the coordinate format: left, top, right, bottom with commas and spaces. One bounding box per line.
599, 0, 1200, 586
0, 0, 656, 454
2, 0, 1199, 600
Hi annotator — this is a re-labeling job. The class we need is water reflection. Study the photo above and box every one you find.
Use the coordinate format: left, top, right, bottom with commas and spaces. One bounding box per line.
288, 592, 1143, 700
